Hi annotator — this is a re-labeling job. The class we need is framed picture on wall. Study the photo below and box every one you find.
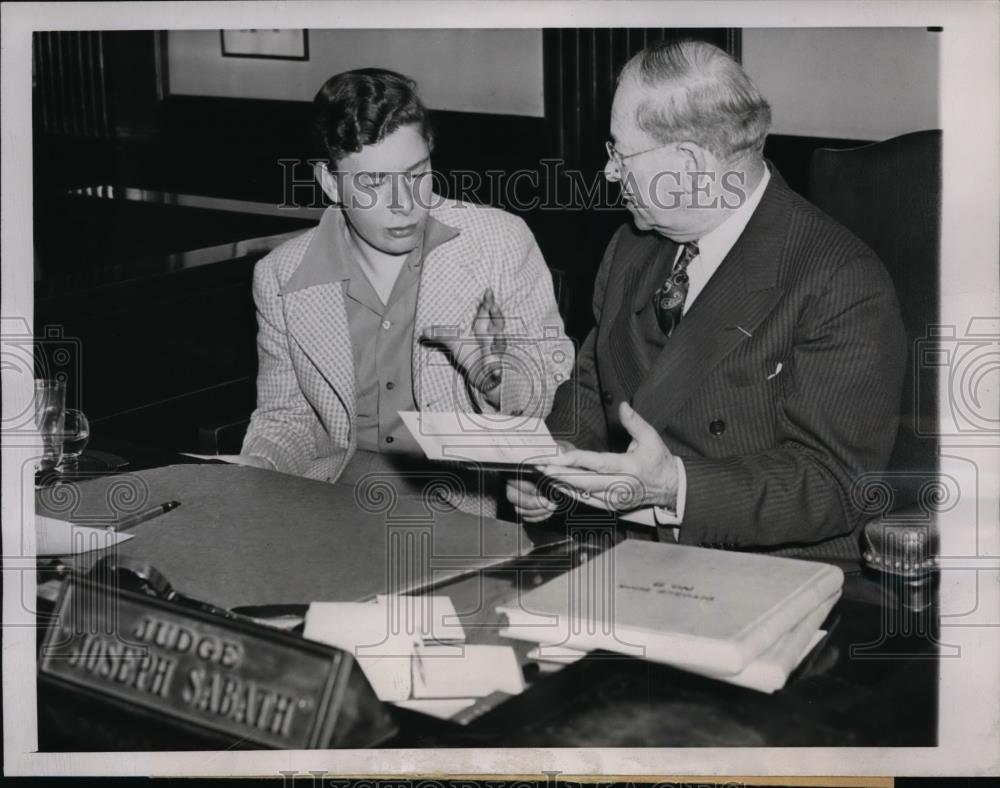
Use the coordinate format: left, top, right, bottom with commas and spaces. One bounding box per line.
220, 29, 309, 60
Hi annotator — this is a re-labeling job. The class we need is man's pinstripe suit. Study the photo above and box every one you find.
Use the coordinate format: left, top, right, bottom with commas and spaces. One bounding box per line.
548, 169, 907, 559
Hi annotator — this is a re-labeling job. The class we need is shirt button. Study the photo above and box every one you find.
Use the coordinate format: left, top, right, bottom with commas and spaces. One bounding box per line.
385, 436, 394, 444
602, 390, 613, 405
381, 320, 392, 330
385, 381, 395, 390
709, 419, 726, 436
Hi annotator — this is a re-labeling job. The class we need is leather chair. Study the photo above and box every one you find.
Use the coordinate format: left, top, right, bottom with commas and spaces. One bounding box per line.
809, 129, 941, 491
809, 130, 942, 593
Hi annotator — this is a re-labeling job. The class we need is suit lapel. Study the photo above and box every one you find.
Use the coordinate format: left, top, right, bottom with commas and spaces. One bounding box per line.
631, 174, 792, 431
283, 283, 357, 420
608, 237, 670, 394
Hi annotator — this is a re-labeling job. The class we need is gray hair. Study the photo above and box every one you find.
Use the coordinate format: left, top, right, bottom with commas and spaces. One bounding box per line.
620, 39, 771, 162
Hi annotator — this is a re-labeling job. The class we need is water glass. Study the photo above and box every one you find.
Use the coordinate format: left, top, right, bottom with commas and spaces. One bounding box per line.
59, 408, 91, 470
34, 379, 66, 473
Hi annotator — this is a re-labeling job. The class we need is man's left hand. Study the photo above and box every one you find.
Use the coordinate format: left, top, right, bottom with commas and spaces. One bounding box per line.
537, 402, 679, 511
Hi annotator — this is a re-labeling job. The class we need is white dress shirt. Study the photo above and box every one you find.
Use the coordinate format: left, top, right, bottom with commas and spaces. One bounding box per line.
622, 165, 772, 532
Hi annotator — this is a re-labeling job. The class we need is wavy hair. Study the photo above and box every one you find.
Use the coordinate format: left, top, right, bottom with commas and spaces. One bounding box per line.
313, 68, 434, 165
620, 39, 771, 162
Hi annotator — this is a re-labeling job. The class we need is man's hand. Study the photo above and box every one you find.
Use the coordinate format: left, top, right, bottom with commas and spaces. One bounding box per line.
505, 439, 577, 522
506, 477, 558, 522
422, 287, 507, 408
537, 402, 679, 511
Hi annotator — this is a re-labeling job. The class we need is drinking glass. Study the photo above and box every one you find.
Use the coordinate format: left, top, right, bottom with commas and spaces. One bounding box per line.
33, 379, 65, 474
59, 409, 91, 471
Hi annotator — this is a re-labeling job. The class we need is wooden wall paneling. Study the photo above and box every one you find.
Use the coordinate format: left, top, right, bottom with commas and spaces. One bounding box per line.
95, 30, 111, 136
543, 28, 740, 170
33, 31, 112, 140
537, 28, 743, 338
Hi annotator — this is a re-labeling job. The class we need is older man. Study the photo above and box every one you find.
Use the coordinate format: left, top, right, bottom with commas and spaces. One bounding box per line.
509, 40, 906, 558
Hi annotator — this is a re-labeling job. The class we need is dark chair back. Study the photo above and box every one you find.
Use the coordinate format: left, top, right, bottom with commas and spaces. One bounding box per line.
808, 129, 941, 487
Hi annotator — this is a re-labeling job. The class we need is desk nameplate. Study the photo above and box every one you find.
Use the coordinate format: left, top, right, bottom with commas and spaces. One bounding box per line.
39, 576, 395, 749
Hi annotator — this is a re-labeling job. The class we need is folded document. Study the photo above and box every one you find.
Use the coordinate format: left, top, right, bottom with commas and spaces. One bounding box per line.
304, 595, 523, 708
400, 411, 559, 465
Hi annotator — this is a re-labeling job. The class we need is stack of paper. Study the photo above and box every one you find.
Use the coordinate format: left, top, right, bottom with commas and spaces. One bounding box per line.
497, 539, 842, 693
304, 594, 524, 719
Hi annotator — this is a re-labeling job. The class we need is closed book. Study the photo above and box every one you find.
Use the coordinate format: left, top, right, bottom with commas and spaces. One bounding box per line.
683, 590, 839, 692
522, 591, 838, 693
497, 539, 843, 675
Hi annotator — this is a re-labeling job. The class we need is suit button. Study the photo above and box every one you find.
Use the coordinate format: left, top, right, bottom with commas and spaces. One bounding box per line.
385, 436, 394, 444
602, 390, 613, 405
385, 381, 395, 390
709, 419, 726, 436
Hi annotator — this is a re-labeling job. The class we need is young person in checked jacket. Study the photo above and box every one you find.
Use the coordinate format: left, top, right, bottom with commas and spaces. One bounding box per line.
239, 68, 573, 515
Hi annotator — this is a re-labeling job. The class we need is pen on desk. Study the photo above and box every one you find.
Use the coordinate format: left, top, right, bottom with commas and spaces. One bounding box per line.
109, 501, 181, 533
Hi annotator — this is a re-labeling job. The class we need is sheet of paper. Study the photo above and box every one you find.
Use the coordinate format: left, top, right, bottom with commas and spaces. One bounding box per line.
412, 644, 525, 699
400, 411, 559, 465
304, 600, 419, 702
178, 453, 255, 465
374, 594, 466, 643
36, 514, 134, 556
305, 599, 512, 702
393, 697, 477, 720
527, 644, 588, 663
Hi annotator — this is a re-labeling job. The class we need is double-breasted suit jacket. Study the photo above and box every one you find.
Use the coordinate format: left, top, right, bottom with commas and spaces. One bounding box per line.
548, 170, 906, 558
243, 198, 573, 503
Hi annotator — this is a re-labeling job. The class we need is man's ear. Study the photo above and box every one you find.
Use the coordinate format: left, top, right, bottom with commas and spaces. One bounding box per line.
314, 160, 340, 204
675, 141, 712, 175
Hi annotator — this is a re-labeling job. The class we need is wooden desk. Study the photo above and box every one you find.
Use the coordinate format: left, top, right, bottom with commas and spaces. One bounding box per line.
36, 444, 938, 749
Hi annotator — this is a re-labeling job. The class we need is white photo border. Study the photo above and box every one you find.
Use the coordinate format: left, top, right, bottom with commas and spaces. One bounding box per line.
3, 0, 998, 778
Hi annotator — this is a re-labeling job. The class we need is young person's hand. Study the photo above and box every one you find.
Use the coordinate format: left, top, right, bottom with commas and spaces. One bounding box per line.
422, 287, 508, 407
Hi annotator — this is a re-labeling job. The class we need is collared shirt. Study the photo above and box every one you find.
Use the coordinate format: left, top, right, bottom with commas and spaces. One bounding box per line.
287, 206, 460, 454
632, 167, 773, 356
628, 166, 772, 532
682, 165, 771, 313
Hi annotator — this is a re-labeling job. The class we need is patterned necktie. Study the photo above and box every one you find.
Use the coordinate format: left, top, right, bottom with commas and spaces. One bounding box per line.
652, 240, 699, 336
